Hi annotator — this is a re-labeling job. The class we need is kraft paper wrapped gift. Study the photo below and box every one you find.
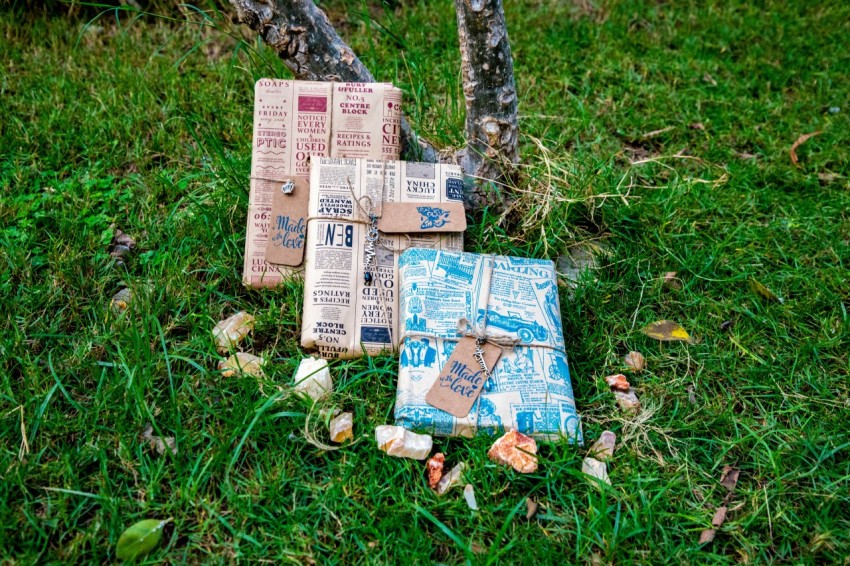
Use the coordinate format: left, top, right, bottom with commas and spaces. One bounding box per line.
394, 249, 582, 441
243, 79, 403, 288
300, 158, 465, 360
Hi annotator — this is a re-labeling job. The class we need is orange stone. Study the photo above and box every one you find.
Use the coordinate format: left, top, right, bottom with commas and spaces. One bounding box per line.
605, 373, 631, 392
487, 430, 538, 473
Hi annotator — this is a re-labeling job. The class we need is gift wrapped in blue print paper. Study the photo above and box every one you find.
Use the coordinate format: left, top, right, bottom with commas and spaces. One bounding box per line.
394, 249, 582, 441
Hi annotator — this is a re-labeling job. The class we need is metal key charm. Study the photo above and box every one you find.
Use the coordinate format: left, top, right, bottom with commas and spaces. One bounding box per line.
363, 214, 379, 285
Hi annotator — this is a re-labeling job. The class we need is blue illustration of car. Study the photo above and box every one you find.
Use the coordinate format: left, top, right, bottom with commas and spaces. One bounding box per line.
477, 309, 549, 343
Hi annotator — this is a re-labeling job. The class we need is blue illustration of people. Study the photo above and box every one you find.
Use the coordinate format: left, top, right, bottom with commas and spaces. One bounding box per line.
537, 280, 564, 344
401, 337, 438, 368
501, 346, 535, 373
475, 397, 503, 434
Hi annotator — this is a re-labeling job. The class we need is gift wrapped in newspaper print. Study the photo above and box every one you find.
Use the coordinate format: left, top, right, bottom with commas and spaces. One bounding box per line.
394, 249, 582, 441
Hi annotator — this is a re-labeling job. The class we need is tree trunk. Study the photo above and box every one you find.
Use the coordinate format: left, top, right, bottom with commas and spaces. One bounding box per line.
230, 0, 438, 163
455, 0, 519, 209
230, 0, 520, 210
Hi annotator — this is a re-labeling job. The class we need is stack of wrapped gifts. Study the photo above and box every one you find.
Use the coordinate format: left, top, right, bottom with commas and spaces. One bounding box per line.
241, 78, 581, 441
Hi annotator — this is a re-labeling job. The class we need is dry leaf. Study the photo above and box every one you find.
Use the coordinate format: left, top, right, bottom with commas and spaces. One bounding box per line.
712, 506, 728, 527
720, 466, 740, 491
687, 385, 696, 405
690, 122, 705, 131
641, 126, 675, 139
623, 351, 646, 372
699, 528, 716, 544
817, 172, 842, 183
789, 131, 822, 165
641, 320, 693, 343
662, 271, 682, 290
525, 497, 538, 520
749, 278, 782, 303
141, 423, 177, 456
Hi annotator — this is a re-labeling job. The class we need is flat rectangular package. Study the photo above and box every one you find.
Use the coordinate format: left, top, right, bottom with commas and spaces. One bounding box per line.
394, 249, 582, 441
301, 158, 465, 359
243, 79, 402, 287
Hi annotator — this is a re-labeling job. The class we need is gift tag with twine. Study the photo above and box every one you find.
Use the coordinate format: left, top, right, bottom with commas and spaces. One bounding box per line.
426, 336, 502, 418
265, 177, 310, 266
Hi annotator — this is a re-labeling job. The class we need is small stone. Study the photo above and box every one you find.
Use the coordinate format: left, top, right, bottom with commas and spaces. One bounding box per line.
111, 288, 133, 312
212, 311, 255, 353
463, 484, 478, 510
375, 425, 432, 460
329, 412, 353, 443
426, 453, 445, 489
605, 373, 631, 392
487, 429, 538, 474
525, 498, 538, 519
582, 456, 611, 486
623, 351, 645, 372
828, 106, 840, 114
109, 227, 136, 264
435, 462, 466, 495
219, 352, 265, 378
293, 357, 333, 402
589, 431, 616, 462
613, 388, 641, 412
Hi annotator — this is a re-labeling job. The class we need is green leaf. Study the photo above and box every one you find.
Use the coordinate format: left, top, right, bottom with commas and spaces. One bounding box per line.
116, 518, 171, 562
641, 320, 693, 343
749, 278, 783, 303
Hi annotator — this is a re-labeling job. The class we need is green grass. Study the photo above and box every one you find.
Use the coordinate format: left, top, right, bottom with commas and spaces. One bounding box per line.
2, 0, 849, 562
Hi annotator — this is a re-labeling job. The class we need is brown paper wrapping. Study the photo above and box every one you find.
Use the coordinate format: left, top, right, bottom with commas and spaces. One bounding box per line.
301, 158, 465, 359
243, 80, 402, 287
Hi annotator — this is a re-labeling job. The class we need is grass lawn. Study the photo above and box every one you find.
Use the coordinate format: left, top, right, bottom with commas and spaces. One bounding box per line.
2, 0, 849, 562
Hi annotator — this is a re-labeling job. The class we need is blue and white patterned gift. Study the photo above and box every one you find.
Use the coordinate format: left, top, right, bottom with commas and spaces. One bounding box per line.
394, 249, 582, 441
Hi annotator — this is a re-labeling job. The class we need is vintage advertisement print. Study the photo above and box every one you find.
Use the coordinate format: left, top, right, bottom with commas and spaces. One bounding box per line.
300, 158, 465, 359
394, 249, 582, 441
243, 80, 402, 287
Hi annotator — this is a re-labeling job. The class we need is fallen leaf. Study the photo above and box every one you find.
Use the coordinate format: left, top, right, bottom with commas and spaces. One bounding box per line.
789, 131, 822, 166
525, 497, 538, 520
818, 172, 842, 183
623, 351, 646, 372
641, 126, 675, 139
116, 518, 171, 561
662, 271, 682, 290
712, 506, 728, 527
720, 466, 740, 491
641, 320, 693, 343
141, 424, 177, 456
687, 385, 696, 405
109, 227, 136, 265
699, 528, 716, 544
749, 278, 782, 303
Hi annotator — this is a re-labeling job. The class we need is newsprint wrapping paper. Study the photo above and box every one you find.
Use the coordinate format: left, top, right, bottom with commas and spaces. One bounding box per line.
243, 79, 402, 287
394, 249, 582, 441
300, 158, 465, 360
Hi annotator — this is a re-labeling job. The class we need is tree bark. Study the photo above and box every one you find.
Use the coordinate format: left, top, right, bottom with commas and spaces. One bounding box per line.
229, 0, 438, 163
230, 0, 520, 210
455, 0, 519, 208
